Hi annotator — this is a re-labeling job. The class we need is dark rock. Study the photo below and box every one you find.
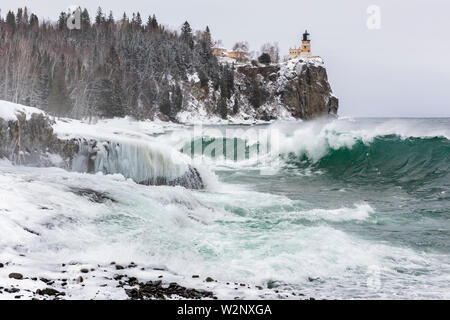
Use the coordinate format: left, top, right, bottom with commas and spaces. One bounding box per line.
236, 60, 338, 120
127, 277, 139, 286
192, 275, 199, 278
0, 263, 4, 268
23, 227, 40, 236
5, 287, 20, 293
115, 265, 124, 270
0, 113, 79, 167
124, 279, 215, 300
36, 288, 64, 296
205, 277, 214, 282
114, 274, 124, 281
70, 187, 117, 203
8, 273, 23, 280
80, 268, 89, 273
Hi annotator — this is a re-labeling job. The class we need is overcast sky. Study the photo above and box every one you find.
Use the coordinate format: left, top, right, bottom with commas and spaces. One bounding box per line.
1, 0, 449, 117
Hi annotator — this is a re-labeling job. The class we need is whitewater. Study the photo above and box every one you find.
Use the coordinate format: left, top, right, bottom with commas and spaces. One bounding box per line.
1, 113, 449, 299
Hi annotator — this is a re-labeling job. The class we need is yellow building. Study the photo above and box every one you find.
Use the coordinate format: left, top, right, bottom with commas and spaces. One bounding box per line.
212, 44, 249, 63
227, 49, 249, 62
289, 30, 312, 59
212, 47, 227, 57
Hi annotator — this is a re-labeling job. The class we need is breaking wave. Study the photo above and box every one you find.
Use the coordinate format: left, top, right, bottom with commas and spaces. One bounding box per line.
176, 119, 450, 189
284, 134, 450, 186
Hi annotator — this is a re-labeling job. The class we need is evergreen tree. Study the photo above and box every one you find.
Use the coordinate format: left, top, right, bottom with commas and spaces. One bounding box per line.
233, 95, 240, 115
29, 13, 38, 27
218, 95, 227, 119
57, 12, 67, 30
121, 12, 129, 29
205, 26, 211, 42
223, 65, 234, 98
151, 14, 158, 29
181, 21, 193, 49
111, 78, 125, 117
107, 11, 114, 25
6, 11, 15, 30
16, 8, 23, 26
249, 78, 262, 108
160, 89, 171, 116
198, 69, 209, 90
32, 64, 50, 109
105, 46, 125, 117
173, 84, 183, 113
258, 53, 271, 64
48, 57, 72, 116
95, 7, 105, 25
23, 7, 29, 25
134, 12, 142, 28
89, 76, 113, 117
145, 15, 157, 31
81, 8, 91, 30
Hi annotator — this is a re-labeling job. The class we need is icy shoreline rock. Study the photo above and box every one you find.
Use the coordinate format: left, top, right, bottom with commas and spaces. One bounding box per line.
0, 260, 312, 300
0, 104, 203, 189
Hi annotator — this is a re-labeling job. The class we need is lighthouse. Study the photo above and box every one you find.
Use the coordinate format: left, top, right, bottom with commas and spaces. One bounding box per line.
288, 29, 313, 59
300, 30, 312, 58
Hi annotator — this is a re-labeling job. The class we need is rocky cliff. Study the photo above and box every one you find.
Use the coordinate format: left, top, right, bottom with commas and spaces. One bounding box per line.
176, 57, 339, 123
0, 112, 78, 167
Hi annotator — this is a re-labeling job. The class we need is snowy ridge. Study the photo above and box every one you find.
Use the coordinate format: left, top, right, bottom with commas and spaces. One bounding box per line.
0, 100, 45, 121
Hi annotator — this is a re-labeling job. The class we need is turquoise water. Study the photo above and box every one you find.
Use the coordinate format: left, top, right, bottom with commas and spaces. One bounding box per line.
172, 118, 450, 298
1, 117, 449, 299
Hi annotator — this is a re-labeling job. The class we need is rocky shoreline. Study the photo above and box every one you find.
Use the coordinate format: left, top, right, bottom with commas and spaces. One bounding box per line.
0, 260, 313, 300
0, 106, 204, 189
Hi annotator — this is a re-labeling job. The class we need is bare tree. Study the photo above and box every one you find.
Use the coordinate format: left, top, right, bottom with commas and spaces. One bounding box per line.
232, 41, 249, 52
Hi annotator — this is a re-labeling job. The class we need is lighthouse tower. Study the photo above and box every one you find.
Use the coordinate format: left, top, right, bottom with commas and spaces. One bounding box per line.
300, 30, 312, 58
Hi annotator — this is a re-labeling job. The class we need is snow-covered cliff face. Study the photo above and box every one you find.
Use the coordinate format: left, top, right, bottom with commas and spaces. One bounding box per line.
0, 102, 77, 167
175, 57, 338, 124
0, 101, 203, 189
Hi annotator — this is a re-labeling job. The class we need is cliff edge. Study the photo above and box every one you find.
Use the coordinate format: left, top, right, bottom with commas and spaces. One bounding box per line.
176, 57, 338, 123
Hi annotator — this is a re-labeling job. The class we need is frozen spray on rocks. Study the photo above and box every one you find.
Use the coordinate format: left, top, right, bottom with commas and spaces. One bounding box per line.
0, 100, 204, 189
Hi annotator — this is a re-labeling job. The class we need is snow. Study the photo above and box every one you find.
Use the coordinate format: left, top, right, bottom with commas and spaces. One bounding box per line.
187, 72, 200, 83
0, 100, 45, 121
0, 162, 288, 300
53, 116, 181, 141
